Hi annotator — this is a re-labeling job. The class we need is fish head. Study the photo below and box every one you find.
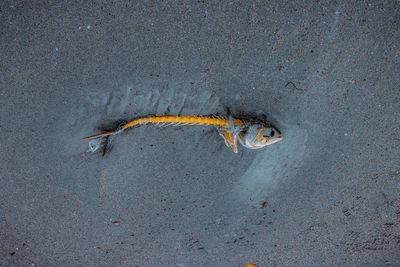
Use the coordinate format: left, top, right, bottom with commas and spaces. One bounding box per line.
238, 123, 283, 149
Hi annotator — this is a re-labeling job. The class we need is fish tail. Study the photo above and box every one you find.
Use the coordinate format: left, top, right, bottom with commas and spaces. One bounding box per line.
82, 130, 116, 141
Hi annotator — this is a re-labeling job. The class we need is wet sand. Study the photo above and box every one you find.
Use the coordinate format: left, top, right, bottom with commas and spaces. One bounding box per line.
1, 1, 399, 266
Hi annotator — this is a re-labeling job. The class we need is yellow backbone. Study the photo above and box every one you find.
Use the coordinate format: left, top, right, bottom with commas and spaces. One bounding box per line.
83, 115, 247, 141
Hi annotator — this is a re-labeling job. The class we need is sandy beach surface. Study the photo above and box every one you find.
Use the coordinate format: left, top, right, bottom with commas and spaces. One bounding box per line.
1, 1, 399, 266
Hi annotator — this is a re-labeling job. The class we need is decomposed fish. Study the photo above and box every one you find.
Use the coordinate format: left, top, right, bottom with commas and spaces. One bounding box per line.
83, 114, 283, 154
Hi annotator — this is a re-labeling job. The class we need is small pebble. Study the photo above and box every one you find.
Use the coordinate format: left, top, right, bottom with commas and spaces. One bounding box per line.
112, 220, 121, 225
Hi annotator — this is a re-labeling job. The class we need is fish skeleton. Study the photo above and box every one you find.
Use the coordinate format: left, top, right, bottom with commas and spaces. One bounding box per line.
83, 114, 283, 154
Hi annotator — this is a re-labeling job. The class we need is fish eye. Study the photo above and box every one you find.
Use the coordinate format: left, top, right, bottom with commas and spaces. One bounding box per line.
270, 130, 275, 137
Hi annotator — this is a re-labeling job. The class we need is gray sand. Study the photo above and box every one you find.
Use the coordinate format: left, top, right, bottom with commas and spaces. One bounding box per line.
1, 1, 399, 266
